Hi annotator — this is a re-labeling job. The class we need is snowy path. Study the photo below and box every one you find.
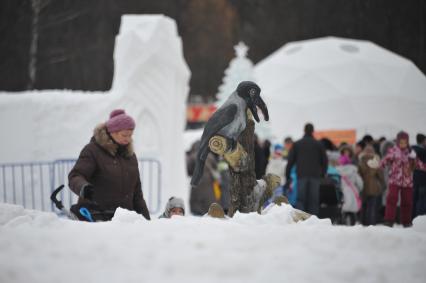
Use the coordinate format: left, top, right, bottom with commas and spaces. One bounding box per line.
1, 203, 425, 283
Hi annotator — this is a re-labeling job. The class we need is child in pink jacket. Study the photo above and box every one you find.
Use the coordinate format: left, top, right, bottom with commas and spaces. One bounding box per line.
379, 131, 426, 227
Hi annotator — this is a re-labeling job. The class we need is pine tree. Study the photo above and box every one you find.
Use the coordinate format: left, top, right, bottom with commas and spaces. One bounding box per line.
216, 42, 272, 141
216, 42, 254, 107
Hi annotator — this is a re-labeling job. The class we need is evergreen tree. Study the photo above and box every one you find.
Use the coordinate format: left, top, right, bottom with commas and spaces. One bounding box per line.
216, 42, 254, 107
216, 42, 272, 141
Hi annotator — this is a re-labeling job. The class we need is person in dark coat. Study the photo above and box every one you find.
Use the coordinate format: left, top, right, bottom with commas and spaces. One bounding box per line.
282, 136, 294, 160
187, 141, 218, 215
412, 133, 426, 218
285, 123, 328, 216
254, 135, 267, 179
320, 137, 337, 152
263, 139, 272, 166
68, 109, 150, 221
353, 140, 366, 166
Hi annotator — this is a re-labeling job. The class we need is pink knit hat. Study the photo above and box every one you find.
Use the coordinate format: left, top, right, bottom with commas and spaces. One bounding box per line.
397, 131, 409, 144
106, 109, 135, 133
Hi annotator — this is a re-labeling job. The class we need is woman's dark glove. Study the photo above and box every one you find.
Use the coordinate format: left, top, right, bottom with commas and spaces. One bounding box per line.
80, 184, 94, 200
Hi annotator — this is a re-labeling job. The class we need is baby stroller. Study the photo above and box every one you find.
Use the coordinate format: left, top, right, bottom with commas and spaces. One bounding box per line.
319, 173, 342, 224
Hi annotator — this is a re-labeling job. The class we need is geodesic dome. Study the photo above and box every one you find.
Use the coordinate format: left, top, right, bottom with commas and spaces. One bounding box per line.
254, 36, 426, 142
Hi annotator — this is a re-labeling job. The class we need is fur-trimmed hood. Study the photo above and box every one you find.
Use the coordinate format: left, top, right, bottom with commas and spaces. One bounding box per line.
92, 123, 134, 157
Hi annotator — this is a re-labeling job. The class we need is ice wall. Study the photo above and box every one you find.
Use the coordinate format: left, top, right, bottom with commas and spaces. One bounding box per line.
0, 15, 191, 211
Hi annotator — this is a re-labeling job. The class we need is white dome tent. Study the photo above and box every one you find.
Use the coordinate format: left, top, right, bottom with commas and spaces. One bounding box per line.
254, 36, 426, 143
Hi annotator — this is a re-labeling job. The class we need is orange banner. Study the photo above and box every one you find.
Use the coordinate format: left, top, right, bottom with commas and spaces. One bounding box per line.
314, 129, 356, 146
187, 104, 217, 122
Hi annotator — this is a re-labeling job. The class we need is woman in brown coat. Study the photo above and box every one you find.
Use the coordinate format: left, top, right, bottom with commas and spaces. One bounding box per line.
358, 145, 385, 225
68, 109, 150, 221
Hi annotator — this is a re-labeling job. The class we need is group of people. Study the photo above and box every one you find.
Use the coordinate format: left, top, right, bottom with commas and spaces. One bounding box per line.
265, 123, 426, 227
67, 109, 426, 226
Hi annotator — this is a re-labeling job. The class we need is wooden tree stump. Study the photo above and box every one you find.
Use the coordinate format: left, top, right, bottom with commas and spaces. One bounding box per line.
228, 116, 257, 217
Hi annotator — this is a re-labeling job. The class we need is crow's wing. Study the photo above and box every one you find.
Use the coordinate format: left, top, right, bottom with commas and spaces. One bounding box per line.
200, 104, 238, 142
191, 104, 238, 187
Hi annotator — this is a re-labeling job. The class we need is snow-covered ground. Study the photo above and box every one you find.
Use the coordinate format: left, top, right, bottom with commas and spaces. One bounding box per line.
1, 203, 425, 283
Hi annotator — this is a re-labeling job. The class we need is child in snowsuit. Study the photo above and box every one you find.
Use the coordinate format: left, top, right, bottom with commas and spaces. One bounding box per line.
358, 145, 385, 226
337, 152, 363, 226
378, 131, 426, 227
159, 197, 185, 218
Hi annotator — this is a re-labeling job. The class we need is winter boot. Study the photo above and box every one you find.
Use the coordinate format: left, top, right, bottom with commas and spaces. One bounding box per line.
383, 221, 394, 227
208, 203, 226, 218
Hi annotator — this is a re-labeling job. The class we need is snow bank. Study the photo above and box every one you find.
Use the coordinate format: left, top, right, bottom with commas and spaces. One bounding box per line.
413, 215, 426, 233
0, 15, 191, 211
0, 203, 59, 228
1, 203, 426, 283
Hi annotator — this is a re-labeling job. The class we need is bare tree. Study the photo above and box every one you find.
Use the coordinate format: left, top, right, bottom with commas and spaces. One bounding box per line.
28, 0, 50, 89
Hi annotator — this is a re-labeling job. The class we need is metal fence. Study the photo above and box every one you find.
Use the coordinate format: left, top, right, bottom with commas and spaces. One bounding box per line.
0, 158, 162, 214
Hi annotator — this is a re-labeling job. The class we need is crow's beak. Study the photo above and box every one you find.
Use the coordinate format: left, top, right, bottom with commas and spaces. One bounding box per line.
248, 94, 269, 122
